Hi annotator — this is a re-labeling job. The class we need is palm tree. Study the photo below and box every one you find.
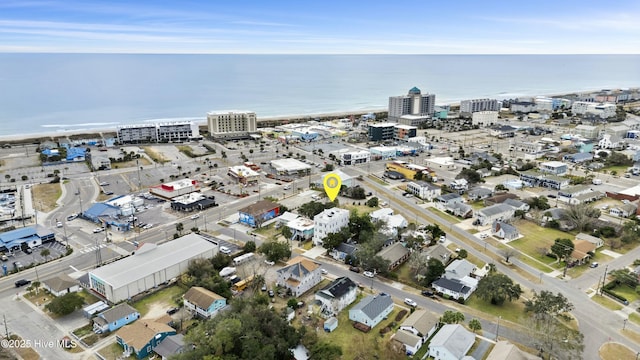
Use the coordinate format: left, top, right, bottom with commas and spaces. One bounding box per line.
40, 248, 50, 261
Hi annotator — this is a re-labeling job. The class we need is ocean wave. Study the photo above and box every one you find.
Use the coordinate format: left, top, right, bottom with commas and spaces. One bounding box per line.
142, 117, 204, 123
41, 122, 121, 128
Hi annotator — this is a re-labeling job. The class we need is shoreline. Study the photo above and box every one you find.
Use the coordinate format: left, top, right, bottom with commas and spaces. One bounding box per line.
0, 86, 631, 144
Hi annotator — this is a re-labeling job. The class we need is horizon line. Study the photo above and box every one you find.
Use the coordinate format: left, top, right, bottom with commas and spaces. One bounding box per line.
0, 52, 639, 56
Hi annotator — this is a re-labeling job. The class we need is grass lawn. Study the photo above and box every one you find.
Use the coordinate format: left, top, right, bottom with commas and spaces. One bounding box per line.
32, 183, 61, 212
142, 146, 169, 163
112, 157, 151, 169
367, 174, 388, 185
465, 295, 526, 324
599, 342, 636, 360
97, 342, 137, 360
591, 294, 623, 311
610, 284, 640, 303
314, 293, 403, 360
426, 208, 461, 224
343, 204, 377, 215
599, 165, 629, 175
629, 312, 640, 325
132, 285, 185, 316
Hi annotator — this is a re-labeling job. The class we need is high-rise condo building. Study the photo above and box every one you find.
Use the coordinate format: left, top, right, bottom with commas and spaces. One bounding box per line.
207, 111, 257, 139
388, 87, 435, 122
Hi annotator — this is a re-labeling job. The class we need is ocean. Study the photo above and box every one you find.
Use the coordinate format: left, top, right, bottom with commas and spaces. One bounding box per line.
0, 54, 639, 138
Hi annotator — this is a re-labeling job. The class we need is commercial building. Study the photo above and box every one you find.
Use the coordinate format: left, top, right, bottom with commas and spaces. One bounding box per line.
269, 158, 312, 176
385, 160, 433, 180
149, 179, 200, 200
207, 111, 257, 139
0, 225, 54, 252
539, 161, 568, 176
406, 181, 441, 200
227, 165, 260, 185
238, 200, 280, 227
117, 122, 200, 144
471, 111, 499, 127
460, 99, 499, 114
571, 102, 616, 118
393, 124, 417, 140
88, 234, 218, 303
331, 149, 370, 166
388, 87, 435, 122
313, 208, 350, 246
368, 123, 396, 141
170, 193, 217, 212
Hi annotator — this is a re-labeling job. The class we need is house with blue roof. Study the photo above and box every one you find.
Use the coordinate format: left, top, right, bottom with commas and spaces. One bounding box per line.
349, 293, 394, 330
82, 203, 131, 231
65, 147, 86, 162
0, 225, 54, 252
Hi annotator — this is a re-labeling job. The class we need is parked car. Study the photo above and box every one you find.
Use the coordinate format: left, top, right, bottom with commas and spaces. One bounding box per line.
349, 266, 361, 273
363, 271, 375, 278
166, 307, 179, 315
264, 259, 275, 266
66, 213, 78, 221
24, 248, 32, 254
0, 254, 7, 261
15, 279, 31, 287
590, 262, 599, 268
320, 269, 328, 275
404, 298, 418, 307
190, 213, 200, 220
56, 221, 63, 228
479, 233, 488, 239
93, 227, 105, 233
268, 289, 275, 297
421, 290, 435, 298
220, 246, 232, 254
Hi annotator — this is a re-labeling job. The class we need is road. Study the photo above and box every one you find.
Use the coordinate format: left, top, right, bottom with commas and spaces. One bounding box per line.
347, 164, 640, 359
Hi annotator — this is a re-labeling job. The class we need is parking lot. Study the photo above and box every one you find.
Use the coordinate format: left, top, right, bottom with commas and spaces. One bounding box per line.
1, 240, 68, 272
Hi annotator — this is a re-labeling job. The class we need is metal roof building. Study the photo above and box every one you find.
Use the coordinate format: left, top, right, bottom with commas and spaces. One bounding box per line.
89, 234, 218, 303
0, 225, 54, 251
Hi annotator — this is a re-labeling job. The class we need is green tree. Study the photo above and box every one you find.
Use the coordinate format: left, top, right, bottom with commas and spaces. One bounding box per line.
456, 249, 468, 259
423, 258, 445, 286
44, 292, 84, 315
210, 253, 231, 270
259, 241, 291, 262
176, 297, 301, 360
441, 310, 465, 324
309, 341, 343, 360
366, 197, 379, 207
281, 226, 293, 241
562, 203, 600, 231
322, 228, 350, 251
468, 318, 482, 333
550, 238, 574, 263
176, 222, 184, 235
349, 210, 374, 243
40, 248, 50, 261
243, 240, 256, 253
456, 168, 482, 184
298, 201, 331, 219
475, 273, 523, 305
524, 291, 583, 360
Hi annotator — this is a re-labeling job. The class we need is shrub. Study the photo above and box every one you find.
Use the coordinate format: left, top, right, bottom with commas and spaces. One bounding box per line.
395, 310, 407, 321
603, 288, 628, 304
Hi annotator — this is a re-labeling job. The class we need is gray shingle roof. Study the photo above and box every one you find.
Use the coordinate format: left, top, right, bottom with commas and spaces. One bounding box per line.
98, 303, 139, 323
478, 203, 513, 217
429, 324, 475, 359
433, 278, 471, 293
351, 294, 393, 321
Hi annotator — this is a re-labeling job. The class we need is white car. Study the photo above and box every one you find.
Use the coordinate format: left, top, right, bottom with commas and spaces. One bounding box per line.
439, 235, 446, 243
404, 298, 417, 307
321, 269, 328, 275
190, 214, 200, 220
93, 227, 105, 233
264, 259, 275, 266
363, 271, 375, 278
56, 221, 63, 228
480, 233, 488, 239
220, 246, 232, 254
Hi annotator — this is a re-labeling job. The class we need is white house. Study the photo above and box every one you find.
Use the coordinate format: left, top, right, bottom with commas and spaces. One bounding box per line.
539, 161, 568, 176
557, 185, 604, 205
491, 221, 519, 241
443, 259, 476, 282
42, 274, 80, 297
428, 324, 475, 360
312, 208, 350, 246
315, 277, 358, 317
476, 203, 516, 226
370, 208, 408, 237
575, 233, 604, 248
406, 181, 441, 200
432, 278, 474, 301
276, 256, 322, 297
348, 294, 394, 330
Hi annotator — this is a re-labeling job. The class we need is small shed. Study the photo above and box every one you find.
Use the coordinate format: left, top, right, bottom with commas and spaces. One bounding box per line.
324, 317, 338, 332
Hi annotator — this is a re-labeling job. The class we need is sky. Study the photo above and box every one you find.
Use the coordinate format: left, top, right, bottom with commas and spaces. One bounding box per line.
1, 0, 639, 54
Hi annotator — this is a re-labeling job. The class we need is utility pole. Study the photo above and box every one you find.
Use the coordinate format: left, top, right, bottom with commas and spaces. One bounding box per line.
3, 314, 8, 339
599, 265, 609, 295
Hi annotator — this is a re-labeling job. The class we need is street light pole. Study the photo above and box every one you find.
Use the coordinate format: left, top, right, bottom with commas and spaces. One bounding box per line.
495, 316, 501, 341
623, 318, 628, 330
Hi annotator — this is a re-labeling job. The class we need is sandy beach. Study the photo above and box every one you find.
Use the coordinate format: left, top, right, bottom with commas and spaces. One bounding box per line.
0, 108, 388, 144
